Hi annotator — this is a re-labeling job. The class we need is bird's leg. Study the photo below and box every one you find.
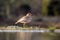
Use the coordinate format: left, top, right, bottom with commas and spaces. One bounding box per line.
23, 23, 26, 28
25, 23, 27, 27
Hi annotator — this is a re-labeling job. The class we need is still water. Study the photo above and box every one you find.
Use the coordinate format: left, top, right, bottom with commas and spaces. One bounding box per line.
0, 32, 60, 40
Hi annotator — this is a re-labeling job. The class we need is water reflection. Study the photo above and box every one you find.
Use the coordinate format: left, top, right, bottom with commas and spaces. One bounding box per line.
0, 32, 60, 40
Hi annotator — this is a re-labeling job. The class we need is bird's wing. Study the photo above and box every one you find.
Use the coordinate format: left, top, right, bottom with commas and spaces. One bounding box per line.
15, 16, 26, 24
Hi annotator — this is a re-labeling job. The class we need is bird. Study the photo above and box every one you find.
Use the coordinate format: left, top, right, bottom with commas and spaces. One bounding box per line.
15, 13, 32, 28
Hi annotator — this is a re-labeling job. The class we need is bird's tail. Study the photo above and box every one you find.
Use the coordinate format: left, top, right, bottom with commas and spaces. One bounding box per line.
15, 21, 19, 24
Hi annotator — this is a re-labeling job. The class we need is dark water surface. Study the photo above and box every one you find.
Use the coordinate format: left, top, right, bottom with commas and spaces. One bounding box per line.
0, 32, 60, 40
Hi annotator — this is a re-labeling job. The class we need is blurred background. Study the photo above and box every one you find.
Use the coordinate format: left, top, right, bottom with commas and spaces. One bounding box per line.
0, 0, 60, 40
0, 0, 60, 28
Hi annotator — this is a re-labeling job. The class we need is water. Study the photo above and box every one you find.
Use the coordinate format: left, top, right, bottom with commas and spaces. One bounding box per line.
0, 32, 60, 40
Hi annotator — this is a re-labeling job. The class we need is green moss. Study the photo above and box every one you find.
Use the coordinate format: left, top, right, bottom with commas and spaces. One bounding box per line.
48, 26, 56, 32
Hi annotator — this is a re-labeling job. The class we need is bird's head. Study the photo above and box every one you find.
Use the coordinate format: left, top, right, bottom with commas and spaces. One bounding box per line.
26, 13, 32, 16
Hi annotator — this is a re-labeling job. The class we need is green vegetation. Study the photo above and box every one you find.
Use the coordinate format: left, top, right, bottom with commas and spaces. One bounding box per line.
42, 0, 51, 16
48, 26, 56, 32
